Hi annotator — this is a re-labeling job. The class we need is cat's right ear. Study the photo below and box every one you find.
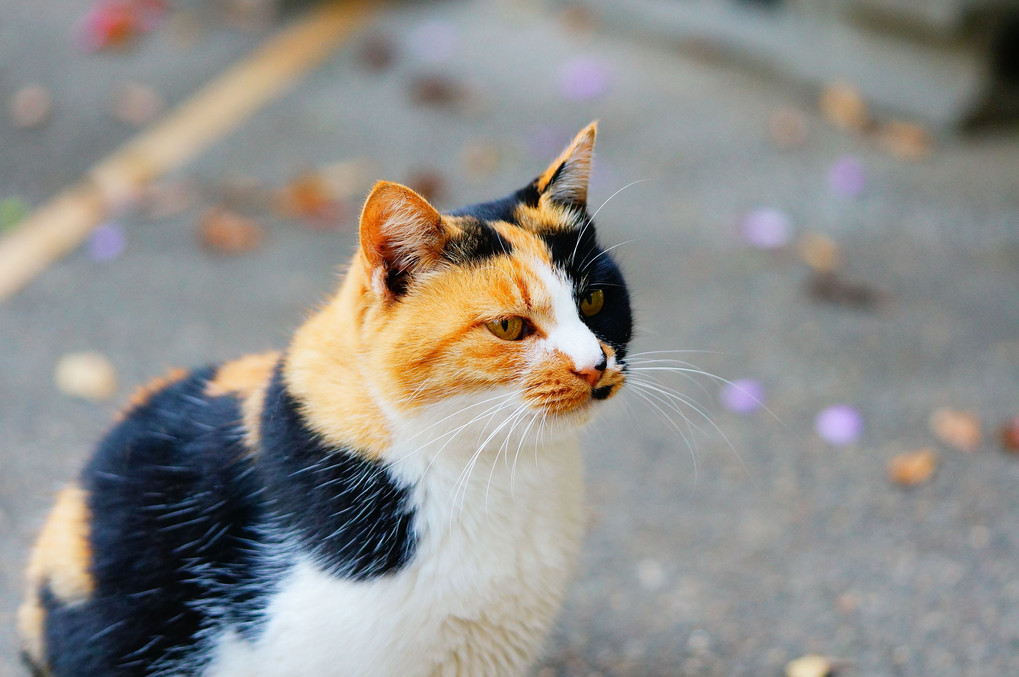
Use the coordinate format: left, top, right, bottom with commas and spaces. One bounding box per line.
359, 181, 446, 301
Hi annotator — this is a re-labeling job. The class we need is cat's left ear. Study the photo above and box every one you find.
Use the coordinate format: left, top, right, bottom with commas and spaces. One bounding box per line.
535, 121, 597, 210
359, 181, 446, 300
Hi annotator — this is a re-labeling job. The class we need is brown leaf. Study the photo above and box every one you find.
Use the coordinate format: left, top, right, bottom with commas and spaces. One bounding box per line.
887, 448, 938, 487
929, 408, 982, 452
199, 207, 264, 255
999, 416, 1019, 454
806, 271, 881, 309
819, 81, 868, 132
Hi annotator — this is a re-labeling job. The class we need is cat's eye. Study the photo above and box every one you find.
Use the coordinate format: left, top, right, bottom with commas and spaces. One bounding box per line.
486, 317, 526, 341
580, 289, 604, 317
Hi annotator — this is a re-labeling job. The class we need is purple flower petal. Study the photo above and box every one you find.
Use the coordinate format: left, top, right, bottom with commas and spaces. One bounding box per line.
88, 222, 126, 262
828, 156, 866, 198
405, 20, 458, 64
815, 404, 863, 445
720, 379, 764, 414
740, 208, 791, 249
558, 57, 610, 102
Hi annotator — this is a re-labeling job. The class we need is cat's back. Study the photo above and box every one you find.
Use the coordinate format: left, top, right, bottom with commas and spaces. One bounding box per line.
18, 353, 280, 677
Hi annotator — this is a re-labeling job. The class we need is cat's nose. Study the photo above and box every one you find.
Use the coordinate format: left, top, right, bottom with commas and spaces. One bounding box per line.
575, 351, 608, 387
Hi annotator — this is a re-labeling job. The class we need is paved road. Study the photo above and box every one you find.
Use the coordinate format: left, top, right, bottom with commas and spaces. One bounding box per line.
2, 1, 1018, 675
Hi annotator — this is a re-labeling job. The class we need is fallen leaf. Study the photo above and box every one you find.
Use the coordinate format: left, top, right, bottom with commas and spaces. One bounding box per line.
929, 407, 982, 452
199, 207, 264, 255
878, 121, 932, 160
806, 271, 881, 309
278, 172, 344, 226
887, 448, 938, 487
798, 232, 842, 273
1000, 416, 1019, 454
55, 352, 118, 402
408, 74, 470, 108
358, 33, 396, 71
819, 81, 868, 132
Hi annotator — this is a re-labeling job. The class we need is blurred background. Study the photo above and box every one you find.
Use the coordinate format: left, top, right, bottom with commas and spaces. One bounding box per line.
1, 0, 1018, 675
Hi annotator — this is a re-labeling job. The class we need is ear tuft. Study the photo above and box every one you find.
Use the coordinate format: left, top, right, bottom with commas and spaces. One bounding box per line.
536, 121, 597, 208
359, 181, 444, 299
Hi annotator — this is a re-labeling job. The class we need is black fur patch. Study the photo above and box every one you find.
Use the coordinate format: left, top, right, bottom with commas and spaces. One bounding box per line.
441, 216, 512, 266
43, 367, 277, 676
258, 366, 417, 579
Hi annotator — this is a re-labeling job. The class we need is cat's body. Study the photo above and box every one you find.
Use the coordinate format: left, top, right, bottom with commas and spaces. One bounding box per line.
19, 124, 631, 676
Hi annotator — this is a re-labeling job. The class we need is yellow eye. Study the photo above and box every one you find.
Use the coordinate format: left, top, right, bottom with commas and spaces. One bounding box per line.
580, 289, 604, 316
486, 317, 525, 341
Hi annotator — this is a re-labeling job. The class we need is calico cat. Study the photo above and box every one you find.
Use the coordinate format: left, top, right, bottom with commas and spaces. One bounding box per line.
18, 122, 632, 677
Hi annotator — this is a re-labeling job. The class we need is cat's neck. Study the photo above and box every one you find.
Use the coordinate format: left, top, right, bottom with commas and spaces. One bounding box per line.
284, 261, 393, 456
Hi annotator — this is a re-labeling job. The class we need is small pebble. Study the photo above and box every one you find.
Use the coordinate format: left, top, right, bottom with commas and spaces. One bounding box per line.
768, 107, 808, 149
819, 81, 868, 132
815, 405, 862, 446
1001, 416, 1019, 453
828, 156, 866, 198
87, 222, 127, 262
720, 379, 764, 415
112, 82, 164, 126
405, 20, 458, 64
798, 232, 842, 273
358, 34, 397, 71
408, 74, 470, 108
141, 179, 197, 220
199, 207, 264, 255
635, 559, 665, 590
459, 141, 501, 181
9, 85, 53, 129
0, 197, 30, 230
786, 654, 833, 677
740, 208, 791, 249
887, 448, 938, 487
558, 57, 610, 101
929, 407, 982, 452
55, 351, 118, 402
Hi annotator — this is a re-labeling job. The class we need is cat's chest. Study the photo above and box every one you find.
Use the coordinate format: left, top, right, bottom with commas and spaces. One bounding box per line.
206, 438, 585, 677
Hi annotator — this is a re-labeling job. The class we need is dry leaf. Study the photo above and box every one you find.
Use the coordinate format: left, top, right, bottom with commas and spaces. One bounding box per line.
878, 121, 932, 160
199, 207, 264, 255
798, 232, 841, 273
929, 408, 982, 452
888, 448, 938, 487
55, 352, 118, 402
999, 416, 1019, 454
819, 81, 868, 132
806, 271, 881, 309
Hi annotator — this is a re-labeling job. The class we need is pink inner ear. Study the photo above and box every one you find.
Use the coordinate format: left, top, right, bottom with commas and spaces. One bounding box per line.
359, 181, 444, 296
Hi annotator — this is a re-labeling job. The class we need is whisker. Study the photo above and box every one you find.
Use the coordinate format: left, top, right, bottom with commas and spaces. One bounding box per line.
570, 179, 651, 267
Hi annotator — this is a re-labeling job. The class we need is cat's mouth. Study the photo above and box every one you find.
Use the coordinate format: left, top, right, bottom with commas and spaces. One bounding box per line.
591, 385, 614, 400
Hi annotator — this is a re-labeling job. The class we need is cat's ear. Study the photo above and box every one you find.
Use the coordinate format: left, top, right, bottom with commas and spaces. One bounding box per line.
535, 121, 597, 209
359, 181, 445, 300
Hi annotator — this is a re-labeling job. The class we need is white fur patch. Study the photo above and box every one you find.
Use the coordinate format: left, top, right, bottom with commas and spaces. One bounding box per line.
535, 263, 604, 372
204, 395, 585, 677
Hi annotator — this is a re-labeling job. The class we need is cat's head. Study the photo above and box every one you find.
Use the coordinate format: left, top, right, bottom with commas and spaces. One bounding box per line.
356, 123, 631, 425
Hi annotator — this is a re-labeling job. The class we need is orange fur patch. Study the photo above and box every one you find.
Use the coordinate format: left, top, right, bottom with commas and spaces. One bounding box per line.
119, 367, 189, 419
206, 352, 279, 398
207, 351, 280, 450
19, 485, 94, 667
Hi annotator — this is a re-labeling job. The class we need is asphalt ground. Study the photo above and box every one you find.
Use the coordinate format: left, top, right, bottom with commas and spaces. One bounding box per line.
1, 1, 1018, 675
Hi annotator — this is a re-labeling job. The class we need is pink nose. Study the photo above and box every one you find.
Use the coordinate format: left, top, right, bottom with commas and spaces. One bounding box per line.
575, 366, 602, 387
